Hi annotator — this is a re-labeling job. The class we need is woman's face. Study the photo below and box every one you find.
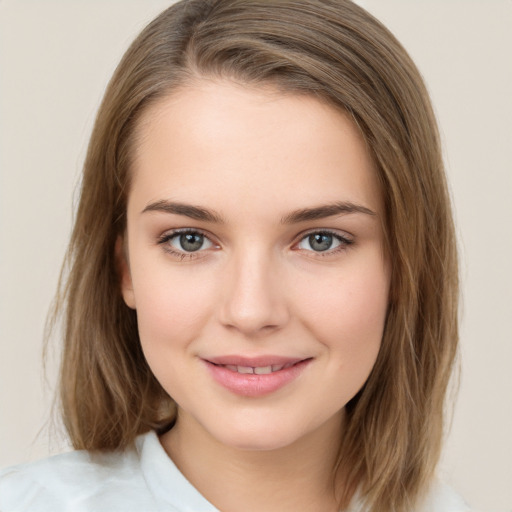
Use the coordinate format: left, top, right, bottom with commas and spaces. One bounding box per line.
121, 80, 390, 451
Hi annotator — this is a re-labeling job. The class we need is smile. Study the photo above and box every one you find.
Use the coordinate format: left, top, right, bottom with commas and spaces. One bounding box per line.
217, 362, 297, 375
203, 356, 312, 397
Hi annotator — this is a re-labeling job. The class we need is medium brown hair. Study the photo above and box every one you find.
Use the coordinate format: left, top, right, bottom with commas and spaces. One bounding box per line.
52, 1, 459, 511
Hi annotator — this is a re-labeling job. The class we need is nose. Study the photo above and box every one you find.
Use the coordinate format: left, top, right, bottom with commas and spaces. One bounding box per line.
218, 250, 290, 337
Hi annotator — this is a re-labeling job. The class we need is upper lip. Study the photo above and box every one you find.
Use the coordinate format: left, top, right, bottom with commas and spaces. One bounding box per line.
204, 355, 308, 367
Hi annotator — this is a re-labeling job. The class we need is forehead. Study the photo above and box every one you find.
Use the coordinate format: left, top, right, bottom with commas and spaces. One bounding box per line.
129, 80, 382, 216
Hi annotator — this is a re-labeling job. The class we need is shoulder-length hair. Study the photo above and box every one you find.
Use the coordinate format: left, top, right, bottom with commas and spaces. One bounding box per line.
52, 1, 459, 511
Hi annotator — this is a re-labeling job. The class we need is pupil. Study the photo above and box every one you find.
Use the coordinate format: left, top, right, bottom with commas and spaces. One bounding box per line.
180, 233, 203, 252
309, 233, 332, 252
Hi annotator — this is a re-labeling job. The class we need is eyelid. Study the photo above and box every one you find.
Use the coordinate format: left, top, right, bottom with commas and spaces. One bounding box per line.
292, 228, 354, 254
295, 227, 354, 242
157, 228, 219, 260
156, 227, 353, 260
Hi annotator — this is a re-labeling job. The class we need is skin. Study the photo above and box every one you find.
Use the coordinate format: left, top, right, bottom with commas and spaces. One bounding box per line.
120, 79, 390, 512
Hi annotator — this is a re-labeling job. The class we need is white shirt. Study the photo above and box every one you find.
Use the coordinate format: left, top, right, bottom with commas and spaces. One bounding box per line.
0, 431, 470, 512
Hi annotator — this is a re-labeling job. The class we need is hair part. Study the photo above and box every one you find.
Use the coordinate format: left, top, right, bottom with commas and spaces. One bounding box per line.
50, 2, 459, 511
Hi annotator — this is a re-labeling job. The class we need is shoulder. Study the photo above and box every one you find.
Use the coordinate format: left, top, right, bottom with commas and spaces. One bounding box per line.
349, 480, 471, 512
0, 432, 161, 512
417, 480, 471, 512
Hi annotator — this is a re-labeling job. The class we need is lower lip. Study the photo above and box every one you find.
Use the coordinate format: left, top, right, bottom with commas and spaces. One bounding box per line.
203, 359, 311, 397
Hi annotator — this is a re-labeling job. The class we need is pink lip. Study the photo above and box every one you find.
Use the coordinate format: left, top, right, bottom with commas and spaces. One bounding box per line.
202, 355, 312, 397
206, 355, 304, 367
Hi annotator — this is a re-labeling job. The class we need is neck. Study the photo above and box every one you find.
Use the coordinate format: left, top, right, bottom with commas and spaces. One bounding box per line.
160, 411, 345, 512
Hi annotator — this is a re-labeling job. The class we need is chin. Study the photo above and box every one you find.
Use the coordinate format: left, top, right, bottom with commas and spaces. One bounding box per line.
217, 431, 299, 452
204, 415, 316, 453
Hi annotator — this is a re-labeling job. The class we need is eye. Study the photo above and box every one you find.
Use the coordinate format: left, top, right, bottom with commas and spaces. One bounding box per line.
158, 229, 214, 255
296, 231, 352, 253
172, 232, 212, 252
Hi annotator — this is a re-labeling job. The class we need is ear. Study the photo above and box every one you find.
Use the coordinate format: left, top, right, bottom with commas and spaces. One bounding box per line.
115, 236, 136, 309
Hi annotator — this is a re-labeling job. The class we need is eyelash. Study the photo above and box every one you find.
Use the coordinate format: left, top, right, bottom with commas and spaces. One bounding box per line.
156, 228, 354, 260
157, 228, 216, 261
294, 229, 354, 257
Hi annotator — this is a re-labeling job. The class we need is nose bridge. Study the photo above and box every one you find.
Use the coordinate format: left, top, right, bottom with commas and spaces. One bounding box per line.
219, 244, 288, 335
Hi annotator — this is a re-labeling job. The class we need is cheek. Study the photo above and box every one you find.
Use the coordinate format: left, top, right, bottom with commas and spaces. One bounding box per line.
130, 264, 216, 354
296, 254, 389, 364
130, 267, 218, 400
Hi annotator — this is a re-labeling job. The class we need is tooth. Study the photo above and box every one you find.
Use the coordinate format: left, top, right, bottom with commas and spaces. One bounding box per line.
225, 365, 238, 372
271, 364, 284, 372
237, 366, 254, 374
254, 366, 272, 375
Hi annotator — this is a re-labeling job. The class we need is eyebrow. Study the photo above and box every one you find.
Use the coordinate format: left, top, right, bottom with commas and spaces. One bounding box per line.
280, 201, 376, 224
141, 199, 376, 224
141, 200, 225, 223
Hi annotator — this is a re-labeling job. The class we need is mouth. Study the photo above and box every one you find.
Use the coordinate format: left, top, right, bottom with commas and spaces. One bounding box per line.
210, 361, 302, 375
202, 356, 312, 397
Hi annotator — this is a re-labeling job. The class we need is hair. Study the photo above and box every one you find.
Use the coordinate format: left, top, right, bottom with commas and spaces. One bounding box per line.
50, 1, 459, 511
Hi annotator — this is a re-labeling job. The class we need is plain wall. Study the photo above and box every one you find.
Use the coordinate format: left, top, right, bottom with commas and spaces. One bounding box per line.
0, 2, 511, 511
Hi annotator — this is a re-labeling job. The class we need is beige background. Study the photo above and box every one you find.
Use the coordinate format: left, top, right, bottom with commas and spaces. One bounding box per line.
0, 1, 511, 511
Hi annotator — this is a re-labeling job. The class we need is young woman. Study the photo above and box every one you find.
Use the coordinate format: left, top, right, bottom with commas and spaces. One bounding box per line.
0, 1, 469, 511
